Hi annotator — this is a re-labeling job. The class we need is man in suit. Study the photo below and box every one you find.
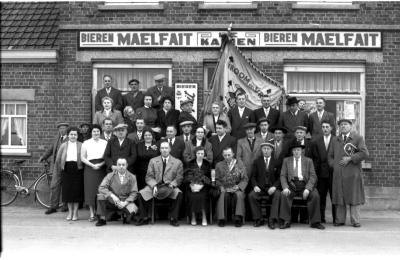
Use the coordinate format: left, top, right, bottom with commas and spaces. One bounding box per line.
95, 75, 123, 112
236, 122, 263, 178
178, 99, 198, 134
279, 144, 325, 229
278, 96, 309, 140
250, 94, 280, 129
127, 118, 146, 144
123, 78, 145, 111
137, 141, 184, 226
103, 124, 137, 173
158, 125, 185, 161
248, 142, 281, 228
208, 120, 237, 168
328, 119, 369, 228
39, 122, 69, 214
177, 121, 194, 143
269, 125, 290, 173
312, 120, 336, 223
255, 117, 274, 142
309, 97, 336, 137
100, 118, 114, 141
228, 92, 252, 139
156, 96, 180, 138
146, 74, 174, 109
95, 158, 138, 226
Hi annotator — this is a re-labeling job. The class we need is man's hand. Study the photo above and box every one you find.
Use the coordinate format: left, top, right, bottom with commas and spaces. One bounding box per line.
119, 200, 128, 208
268, 186, 276, 195
92, 164, 100, 170
339, 156, 352, 166
283, 188, 291, 196
110, 194, 119, 204
169, 183, 174, 189
111, 165, 118, 171
152, 127, 161, 133
303, 189, 310, 200
153, 186, 158, 197
253, 186, 261, 193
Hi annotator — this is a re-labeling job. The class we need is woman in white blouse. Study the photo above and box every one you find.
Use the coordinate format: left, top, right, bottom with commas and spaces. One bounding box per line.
203, 101, 231, 138
55, 127, 84, 221
81, 124, 108, 221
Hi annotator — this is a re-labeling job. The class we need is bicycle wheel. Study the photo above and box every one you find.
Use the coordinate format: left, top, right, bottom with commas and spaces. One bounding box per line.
1, 170, 19, 206
34, 174, 52, 209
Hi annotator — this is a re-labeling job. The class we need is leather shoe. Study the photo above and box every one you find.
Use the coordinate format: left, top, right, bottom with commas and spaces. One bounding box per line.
218, 220, 225, 227
334, 223, 345, 227
253, 219, 263, 227
95, 219, 106, 226
268, 219, 276, 230
122, 213, 133, 224
170, 218, 179, 227
135, 218, 149, 226
45, 208, 57, 215
60, 206, 68, 212
311, 223, 325, 230
279, 221, 291, 229
234, 217, 243, 227
352, 223, 361, 228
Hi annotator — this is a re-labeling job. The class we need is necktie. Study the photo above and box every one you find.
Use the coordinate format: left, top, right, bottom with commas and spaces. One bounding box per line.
325, 137, 329, 150
249, 139, 254, 152
169, 138, 172, 146
162, 158, 166, 183
318, 112, 322, 121
275, 142, 281, 159
185, 135, 189, 142
265, 157, 269, 170
343, 135, 347, 143
295, 158, 299, 178
137, 132, 142, 140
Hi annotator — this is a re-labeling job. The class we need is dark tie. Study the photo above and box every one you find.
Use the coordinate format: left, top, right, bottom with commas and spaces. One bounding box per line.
343, 135, 347, 143
185, 135, 189, 142
162, 158, 166, 183
169, 138, 172, 147
275, 142, 281, 159
248, 138, 255, 152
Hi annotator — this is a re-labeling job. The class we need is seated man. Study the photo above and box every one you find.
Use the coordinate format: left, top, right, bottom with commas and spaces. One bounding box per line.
248, 142, 281, 229
215, 147, 248, 227
136, 141, 184, 227
279, 143, 325, 229
95, 158, 138, 226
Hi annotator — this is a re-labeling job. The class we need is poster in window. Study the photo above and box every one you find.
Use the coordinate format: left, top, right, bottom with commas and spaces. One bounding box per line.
175, 83, 198, 119
344, 101, 356, 120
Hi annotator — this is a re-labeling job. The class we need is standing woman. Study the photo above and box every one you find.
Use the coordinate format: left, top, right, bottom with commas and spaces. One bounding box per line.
93, 96, 124, 127
80, 124, 108, 222
184, 146, 212, 226
136, 94, 161, 136
123, 106, 137, 134
183, 126, 213, 164
134, 129, 160, 190
55, 126, 84, 221
203, 101, 231, 138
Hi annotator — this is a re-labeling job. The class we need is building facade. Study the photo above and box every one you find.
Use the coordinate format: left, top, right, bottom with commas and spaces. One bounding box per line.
1, 1, 399, 209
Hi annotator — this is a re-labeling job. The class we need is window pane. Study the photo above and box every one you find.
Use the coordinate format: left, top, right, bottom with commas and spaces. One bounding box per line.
97, 68, 170, 93
11, 117, 26, 146
16, 104, 27, 115
5, 104, 15, 115
1, 118, 9, 146
336, 100, 361, 135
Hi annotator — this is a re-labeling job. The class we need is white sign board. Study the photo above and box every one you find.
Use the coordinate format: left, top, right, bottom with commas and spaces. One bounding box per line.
175, 83, 198, 119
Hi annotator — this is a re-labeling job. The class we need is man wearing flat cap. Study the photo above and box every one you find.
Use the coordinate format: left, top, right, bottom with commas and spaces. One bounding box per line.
146, 74, 174, 109
248, 142, 281, 228
103, 123, 137, 173
95, 75, 123, 112
39, 122, 70, 214
177, 120, 194, 143
137, 141, 184, 227
178, 99, 198, 134
123, 78, 144, 111
279, 143, 325, 230
255, 117, 274, 142
236, 122, 263, 179
328, 119, 369, 227
250, 94, 280, 129
278, 96, 309, 140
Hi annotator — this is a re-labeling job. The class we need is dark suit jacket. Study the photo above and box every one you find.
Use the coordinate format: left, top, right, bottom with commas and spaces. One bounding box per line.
123, 91, 145, 111
228, 106, 252, 139
146, 85, 175, 109
127, 131, 144, 144
95, 87, 123, 112
158, 137, 185, 161
278, 110, 309, 136
250, 155, 281, 190
308, 110, 336, 137
280, 156, 317, 191
156, 109, 180, 137
208, 134, 237, 168
103, 137, 137, 172
250, 107, 280, 128
311, 135, 333, 178
270, 138, 291, 173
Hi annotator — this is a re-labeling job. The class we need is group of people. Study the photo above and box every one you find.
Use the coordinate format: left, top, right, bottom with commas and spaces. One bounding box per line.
39, 73, 369, 230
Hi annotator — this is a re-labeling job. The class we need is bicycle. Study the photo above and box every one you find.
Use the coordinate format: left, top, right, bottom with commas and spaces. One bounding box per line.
1, 159, 52, 208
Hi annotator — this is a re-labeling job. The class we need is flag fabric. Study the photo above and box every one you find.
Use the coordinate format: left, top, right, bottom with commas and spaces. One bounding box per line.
202, 33, 284, 117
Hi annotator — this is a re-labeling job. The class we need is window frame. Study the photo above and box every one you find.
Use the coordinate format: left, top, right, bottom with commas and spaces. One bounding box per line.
1, 101, 28, 154
203, 60, 217, 99
283, 62, 366, 136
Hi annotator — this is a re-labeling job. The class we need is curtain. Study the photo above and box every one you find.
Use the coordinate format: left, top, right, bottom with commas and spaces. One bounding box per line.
1, 118, 9, 145
12, 118, 26, 146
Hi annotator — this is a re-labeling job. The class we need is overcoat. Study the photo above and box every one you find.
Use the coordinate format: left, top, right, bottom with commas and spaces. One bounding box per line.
236, 136, 263, 177
328, 132, 369, 205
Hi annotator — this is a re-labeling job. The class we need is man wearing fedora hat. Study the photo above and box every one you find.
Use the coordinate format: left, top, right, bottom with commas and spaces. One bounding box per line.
255, 117, 274, 142
95, 75, 123, 112
178, 99, 198, 134
248, 142, 281, 228
103, 123, 137, 173
269, 125, 290, 173
123, 78, 145, 111
278, 96, 309, 140
279, 143, 325, 229
250, 94, 280, 129
328, 119, 369, 227
39, 122, 69, 214
146, 74, 174, 109
137, 141, 184, 226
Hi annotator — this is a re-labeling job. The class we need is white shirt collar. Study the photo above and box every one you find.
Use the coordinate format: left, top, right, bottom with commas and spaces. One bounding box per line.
218, 133, 226, 141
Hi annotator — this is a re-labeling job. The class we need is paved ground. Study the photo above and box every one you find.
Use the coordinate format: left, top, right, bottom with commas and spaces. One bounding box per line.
1, 203, 400, 259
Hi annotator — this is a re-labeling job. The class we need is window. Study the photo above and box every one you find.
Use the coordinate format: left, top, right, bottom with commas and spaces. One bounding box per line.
284, 62, 365, 136
99, 1, 164, 10
1, 102, 28, 154
292, 0, 360, 10
203, 60, 217, 98
199, 1, 257, 10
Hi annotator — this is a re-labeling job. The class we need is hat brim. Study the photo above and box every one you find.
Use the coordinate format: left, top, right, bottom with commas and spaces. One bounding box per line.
57, 123, 69, 128
155, 185, 173, 200
269, 126, 288, 134
338, 119, 352, 125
